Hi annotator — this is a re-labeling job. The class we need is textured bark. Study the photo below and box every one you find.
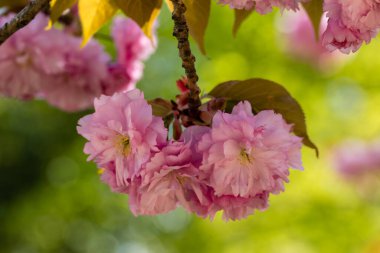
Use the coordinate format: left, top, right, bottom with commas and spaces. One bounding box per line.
170, 0, 201, 118
0, 0, 51, 45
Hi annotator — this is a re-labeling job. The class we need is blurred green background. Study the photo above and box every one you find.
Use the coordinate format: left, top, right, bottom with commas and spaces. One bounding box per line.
1, 3, 380, 253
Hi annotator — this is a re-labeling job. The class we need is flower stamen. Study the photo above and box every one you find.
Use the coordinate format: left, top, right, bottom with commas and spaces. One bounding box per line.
239, 148, 252, 165
116, 135, 131, 156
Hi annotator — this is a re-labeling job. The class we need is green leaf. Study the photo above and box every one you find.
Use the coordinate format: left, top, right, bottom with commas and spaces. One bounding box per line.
48, 0, 77, 29
233, 8, 254, 37
182, 0, 210, 55
148, 98, 173, 117
112, 0, 162, 39
209, 78, 319, 156
78, 0, 118, 46
302, 0, 323, 40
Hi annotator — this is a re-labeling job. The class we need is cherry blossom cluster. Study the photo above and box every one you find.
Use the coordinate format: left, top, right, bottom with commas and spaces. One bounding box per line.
77, 89, 303, 220
218, 0, 380, 54
0, 14, 155, 111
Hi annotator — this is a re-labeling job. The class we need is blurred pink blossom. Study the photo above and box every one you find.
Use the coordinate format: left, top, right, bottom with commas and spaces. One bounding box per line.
112, 17, 156, 85
0, 14, 156, 111
333, 139, 380, 197
37, 31, 111, 111
334, 139, 380, 178
0, 14, 51, 99
278, 10, 348, 70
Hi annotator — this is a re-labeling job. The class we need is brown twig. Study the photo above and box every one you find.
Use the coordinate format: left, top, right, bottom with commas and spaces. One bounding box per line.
0, 0, 51, 45
170, 0, 201, 118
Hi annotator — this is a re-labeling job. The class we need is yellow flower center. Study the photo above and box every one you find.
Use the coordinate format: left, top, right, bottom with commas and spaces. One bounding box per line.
176, 175, 187, 186
239, 148, 252, 165
116, 135, 131, 156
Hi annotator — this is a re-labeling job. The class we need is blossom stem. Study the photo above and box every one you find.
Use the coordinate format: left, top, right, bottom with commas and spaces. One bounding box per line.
170, 0, 201, 118
0, 0, 51, 45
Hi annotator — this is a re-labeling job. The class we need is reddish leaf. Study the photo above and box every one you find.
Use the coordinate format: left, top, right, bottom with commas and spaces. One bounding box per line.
302, 0, 324, 40
233, 8, 254, 37
209, 78, 318, 156
148, 98, 173, 117
182, 0, 210, 55
113, 0, 162, 39
0, 0, 27, 8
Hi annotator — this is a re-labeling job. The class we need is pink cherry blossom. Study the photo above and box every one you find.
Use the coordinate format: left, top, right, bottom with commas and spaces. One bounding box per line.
328, 0, 380, 32
210, 193, 269, 221
322, 0, 380, 53
321, 15, 375, 54
0, 14, 111, 108
255, 0, 302, 14
43, 16, 156, 111
77, 89, 167, 192
102, 64, 135, 96
218, 0, 255, 10
218, 0, 305, 14
41, 16, 156, 111
0, 14, 51, 99
132, 126, 213, 216
37, 33, 111, 111
131, 141, 201, 215
112, 16, 156, 86
181, 125, 211, 167
198, 101, 303, 219
0, 14, 156, 111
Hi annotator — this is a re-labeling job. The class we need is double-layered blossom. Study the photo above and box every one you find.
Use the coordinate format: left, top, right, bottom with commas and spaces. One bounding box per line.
322, 14, 375, 54
132, 138, 212, 216
198, 101, 303, 220
218, 0, 305, 14
322, 0, 380, 53
77, 89, 167, 192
